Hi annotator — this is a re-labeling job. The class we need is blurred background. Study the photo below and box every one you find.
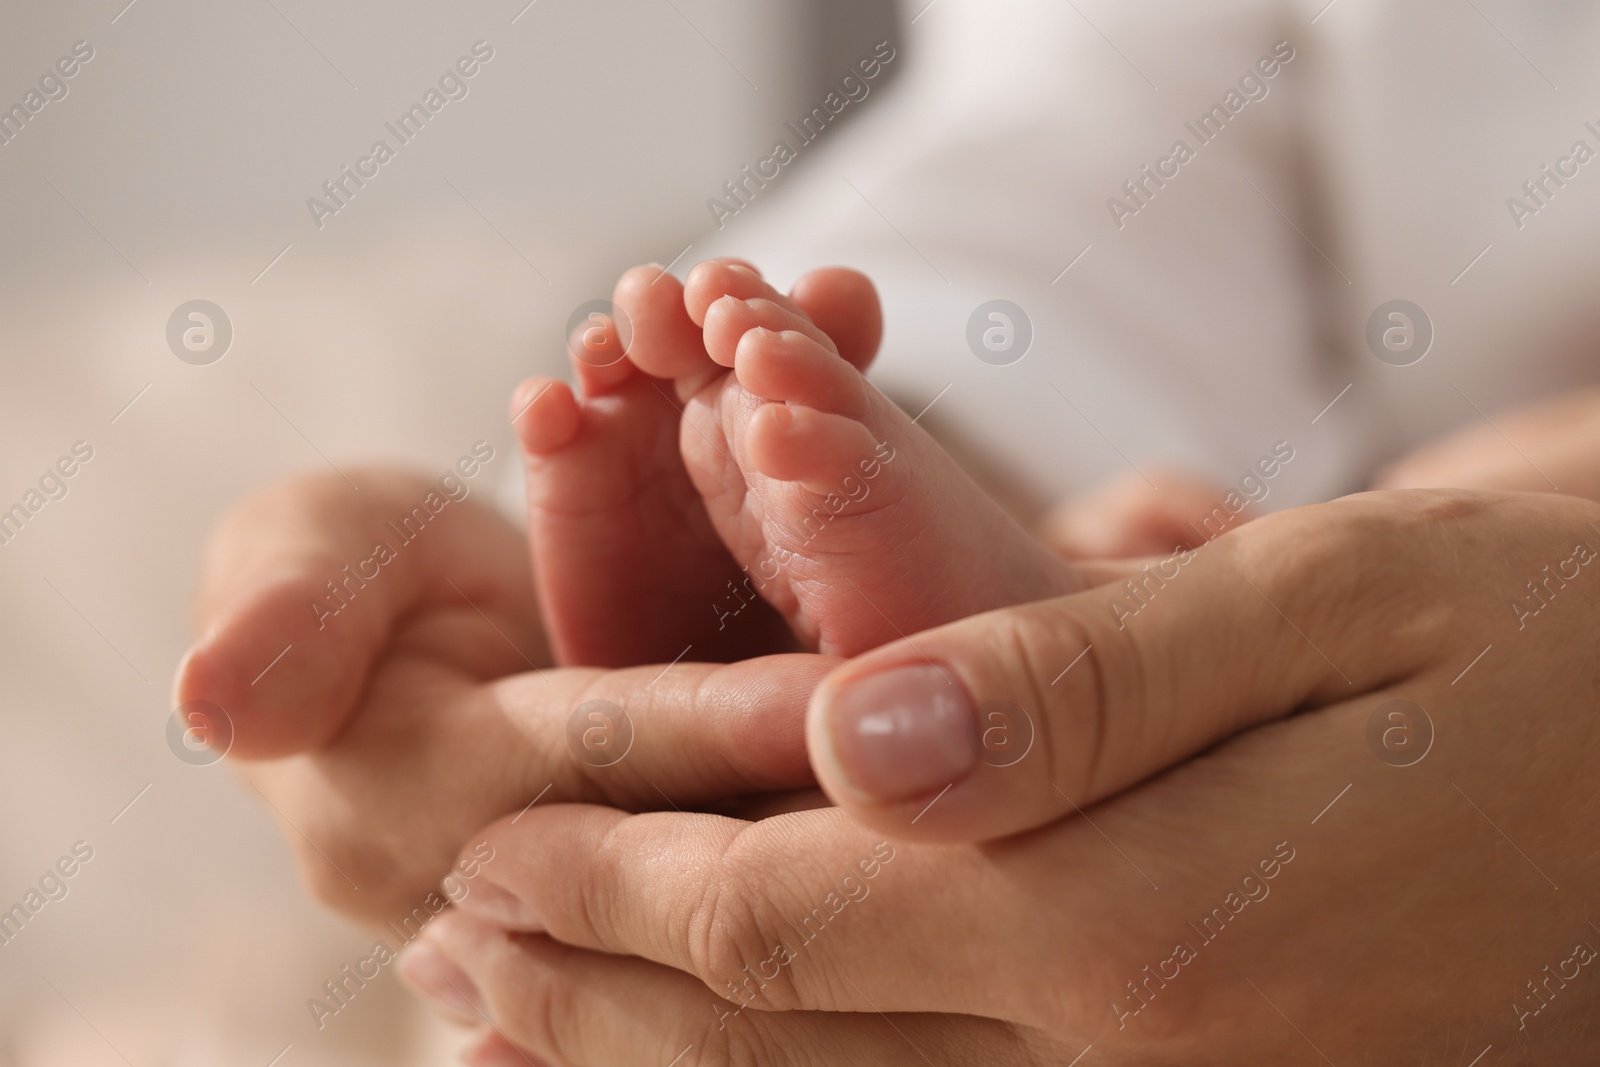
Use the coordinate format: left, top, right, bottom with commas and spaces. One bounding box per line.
5, 0, 1600, 1061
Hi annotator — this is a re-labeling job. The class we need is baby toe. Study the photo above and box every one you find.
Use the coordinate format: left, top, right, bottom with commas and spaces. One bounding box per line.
511, 377, 582, 456
704, 296, 836, 368
614, 264, 709, 380
684, 259, 798, 325
733, 328, 867, 417
567, 313, 638, 395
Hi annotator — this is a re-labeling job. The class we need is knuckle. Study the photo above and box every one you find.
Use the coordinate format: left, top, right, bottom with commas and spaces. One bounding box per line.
688, 829, 809, 1013
717, 1012, 810, 1067
294, 847, 360, 913
293, 825, 387, 915
676, 1002, 806, 1067
478, 940, 682, 1067
532, 955, 595, 1065
1227, 491, 1480, 646
275, 789, 433, 922
571, 817, 632, 946
282, 804, 364, 903
483, 940, 588, 1062
998, 606, 1117, 796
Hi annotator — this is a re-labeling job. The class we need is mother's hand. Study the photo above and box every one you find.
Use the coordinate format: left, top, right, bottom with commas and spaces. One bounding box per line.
175, 468, 826, 921
422, 489, 1600, 1064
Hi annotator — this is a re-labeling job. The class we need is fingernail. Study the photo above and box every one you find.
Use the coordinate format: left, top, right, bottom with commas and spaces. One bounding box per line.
398, 941, 485, 1023
822, 665, 979, 803
456, 878, 544, 931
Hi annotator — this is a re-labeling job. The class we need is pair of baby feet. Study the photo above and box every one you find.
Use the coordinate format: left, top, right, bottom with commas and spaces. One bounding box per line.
513, 259, 1079, 668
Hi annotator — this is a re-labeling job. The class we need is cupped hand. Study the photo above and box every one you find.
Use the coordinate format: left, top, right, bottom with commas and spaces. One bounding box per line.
419, 489, 1600, 1064
175, 467, 826, 921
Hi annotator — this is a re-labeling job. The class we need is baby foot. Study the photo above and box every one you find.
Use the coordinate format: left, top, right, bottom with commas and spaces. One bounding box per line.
674, 261, 1083, 658
515, 263, 793, 668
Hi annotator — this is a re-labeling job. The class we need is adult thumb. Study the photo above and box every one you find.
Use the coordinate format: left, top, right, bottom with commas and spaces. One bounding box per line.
174, 466, 538, 759
805, 495, 1436, 842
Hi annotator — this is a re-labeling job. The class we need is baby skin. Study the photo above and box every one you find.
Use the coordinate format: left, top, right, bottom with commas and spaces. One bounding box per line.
515, 258, 1081, 665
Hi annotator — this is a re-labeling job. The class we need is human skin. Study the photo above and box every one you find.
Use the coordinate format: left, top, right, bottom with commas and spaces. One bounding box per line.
409, 395, 1600, 1067
1372, 386, 1600, 498
174, 467, 829, 922
1040, 389, 1600, 561
417, 488, 1600, 1065
182, 391, 1600, 1061
171, 467, 1139, 923
513, 259, 883, 668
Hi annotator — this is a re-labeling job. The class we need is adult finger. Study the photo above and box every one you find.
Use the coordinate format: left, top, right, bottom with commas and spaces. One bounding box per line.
1035, 469, 1238, 559
404, 910, 1032, 1067
1371, 389, 1600, 500
483, 654, 830, 810
806, 490, 1506, 841
449, 803, 1086, 1024
175, 466, 540, 758
242, 653, 831, 920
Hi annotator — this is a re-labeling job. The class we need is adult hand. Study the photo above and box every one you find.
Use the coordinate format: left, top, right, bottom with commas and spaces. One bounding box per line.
1374, 386, 1600, 499
1035, 469, 1245, 559
418, 489, 1600, 1064
175, 467, 824, 922
1051, 389, 1600, 557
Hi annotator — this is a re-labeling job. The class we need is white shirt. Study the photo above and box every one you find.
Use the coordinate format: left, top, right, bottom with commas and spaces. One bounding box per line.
705, 0, 1600, 513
